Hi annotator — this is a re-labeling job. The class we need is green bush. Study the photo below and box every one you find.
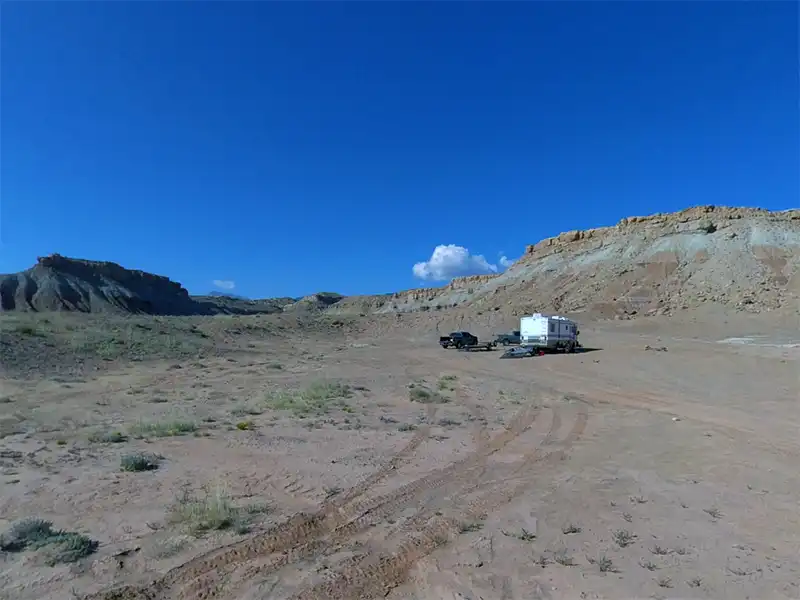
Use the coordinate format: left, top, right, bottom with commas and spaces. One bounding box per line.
0, 518, 98, 565
120, 452, 162, 472
409, 386, 447, 404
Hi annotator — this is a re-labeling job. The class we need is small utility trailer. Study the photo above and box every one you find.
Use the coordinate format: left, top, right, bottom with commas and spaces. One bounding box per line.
457, 341, 497, 352
499, 346, 542, 359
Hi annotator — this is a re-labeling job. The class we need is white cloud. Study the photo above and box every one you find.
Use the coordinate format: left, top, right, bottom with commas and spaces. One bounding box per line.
499, 255, 515, 268
212, 279, 236, 290
412, 244, 502, 281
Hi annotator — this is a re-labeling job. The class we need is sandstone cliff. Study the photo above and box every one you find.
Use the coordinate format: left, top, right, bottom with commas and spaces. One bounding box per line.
330, 206, 800, 318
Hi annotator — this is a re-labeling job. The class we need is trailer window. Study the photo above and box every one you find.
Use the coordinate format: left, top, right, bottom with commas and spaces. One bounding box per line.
549, 323, 555, 333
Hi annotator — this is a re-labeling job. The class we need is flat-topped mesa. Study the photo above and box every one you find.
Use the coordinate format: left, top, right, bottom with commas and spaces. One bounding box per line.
35, 253, 190, 298
524, 206, 800, 255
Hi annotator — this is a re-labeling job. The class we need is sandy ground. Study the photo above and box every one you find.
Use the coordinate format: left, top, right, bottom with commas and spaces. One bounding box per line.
1, 313, 798, 600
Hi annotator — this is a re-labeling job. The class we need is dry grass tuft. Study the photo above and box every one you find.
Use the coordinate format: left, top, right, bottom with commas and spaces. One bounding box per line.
408, 386, 448, 404
264, 381, 352, 416
168, 484, 269, 535
129, 419, 197, 439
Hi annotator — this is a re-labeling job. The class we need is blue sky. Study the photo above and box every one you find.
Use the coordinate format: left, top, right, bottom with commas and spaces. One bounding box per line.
2, 2, 797, 298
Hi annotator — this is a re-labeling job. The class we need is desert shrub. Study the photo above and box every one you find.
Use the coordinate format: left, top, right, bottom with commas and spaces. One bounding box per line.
264, 380, 352, 416
120, 451, 162, 472
168, 485, 268, 535
612, 528, 637, 547
38, 531, 99, 566
437, 375, 457, 391
0, 518, 98, 565
409, 386, 447, 404
129, 419, 197, 438
0, 518, 54, 552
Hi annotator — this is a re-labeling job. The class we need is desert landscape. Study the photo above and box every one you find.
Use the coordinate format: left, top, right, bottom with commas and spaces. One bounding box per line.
1, 206, 798, 600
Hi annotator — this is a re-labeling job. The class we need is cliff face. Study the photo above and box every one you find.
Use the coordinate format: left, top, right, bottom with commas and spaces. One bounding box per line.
0, 254, 199, 314
0, 255, 330, 316
4, 206, 798, 319
330, 206, 800, 318
0, 255, 304, 316
499, 205, 800, 317
523, 206, 798, 254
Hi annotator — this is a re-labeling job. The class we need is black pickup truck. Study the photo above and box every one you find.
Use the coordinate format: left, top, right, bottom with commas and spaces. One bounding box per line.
493, 330, 521, 346
439, 331, 479, 349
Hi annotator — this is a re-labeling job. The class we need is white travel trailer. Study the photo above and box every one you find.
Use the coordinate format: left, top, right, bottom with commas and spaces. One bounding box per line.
519, 313, 580, 353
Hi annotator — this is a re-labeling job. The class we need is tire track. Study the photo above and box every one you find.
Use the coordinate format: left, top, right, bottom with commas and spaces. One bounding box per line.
83, 420, 434, 600
379, 403, 562, 542
214, 400, 545, 599
290, 402, 589, 600
85, 387, 539, 600
168, 410, 441, 600
301, 404, 564, 593
169, 416, 438, 600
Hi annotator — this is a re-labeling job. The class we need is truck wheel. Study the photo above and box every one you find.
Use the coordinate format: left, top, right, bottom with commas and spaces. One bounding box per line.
502, 340, 509, 346
566, 341, 576, 353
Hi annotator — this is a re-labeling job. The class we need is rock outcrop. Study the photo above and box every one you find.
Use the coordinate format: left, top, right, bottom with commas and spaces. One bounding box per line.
0, 254, 200, 314
331, 206, 800, 318
1, 255, 295, 315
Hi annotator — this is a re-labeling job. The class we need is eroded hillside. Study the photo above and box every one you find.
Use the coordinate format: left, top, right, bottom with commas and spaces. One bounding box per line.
0, 254, 199, 315
0, 255, 293, 315
2, 206, 797, 319
330, 206, 800, 318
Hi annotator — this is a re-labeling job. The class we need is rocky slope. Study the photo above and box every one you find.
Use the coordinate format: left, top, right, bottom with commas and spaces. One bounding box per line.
0, 254, 199, 315
282, 292, 344, 313
192, 294, 297, 315
0, 255, 294, 315
3, 207, 798, 319
330, 206, 800, 318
